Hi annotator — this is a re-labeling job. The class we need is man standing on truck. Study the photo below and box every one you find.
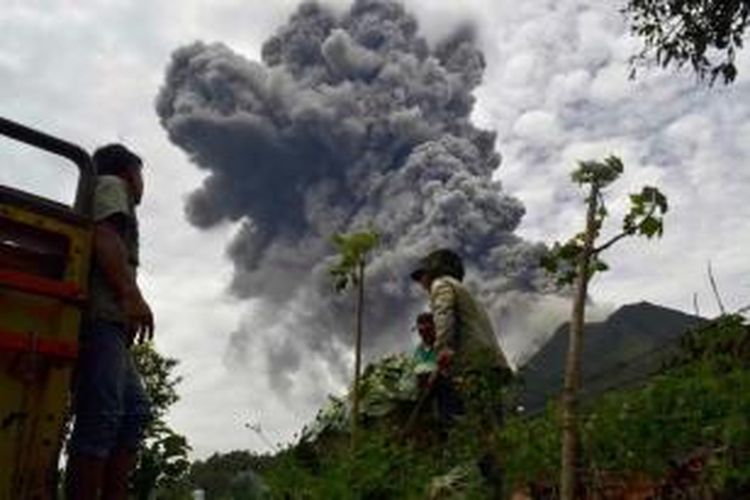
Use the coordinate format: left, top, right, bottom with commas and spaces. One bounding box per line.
410, 248, 512, 498
67, 144, 154, 500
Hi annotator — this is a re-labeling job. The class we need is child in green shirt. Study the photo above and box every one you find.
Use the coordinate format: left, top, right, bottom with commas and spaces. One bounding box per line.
413, 312, 437, 389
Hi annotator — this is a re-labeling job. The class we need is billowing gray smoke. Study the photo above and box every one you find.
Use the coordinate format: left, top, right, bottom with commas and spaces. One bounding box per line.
156, 0, 556, 391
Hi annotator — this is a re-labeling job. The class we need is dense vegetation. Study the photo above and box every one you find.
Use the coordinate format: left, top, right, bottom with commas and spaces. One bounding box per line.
500, 314, 750, 498
131, 344, 192, 500
625, 0, 750, 84
178, 314, 749, 499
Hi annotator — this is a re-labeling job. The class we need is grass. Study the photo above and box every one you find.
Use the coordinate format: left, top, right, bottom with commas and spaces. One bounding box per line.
200, 315, 750, 499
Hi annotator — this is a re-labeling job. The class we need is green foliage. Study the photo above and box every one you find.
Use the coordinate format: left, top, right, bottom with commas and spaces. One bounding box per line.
623, 186, 669, 238
132, 423, 192, 500
261, 428, 487, 499
668, 314, 750, 369
540, 239, 610, 286
189, 451, 273, 500
202, 317, 750, 498
301, 354, 423, 443
499, 315, 750, 495
253, 356, 512, 499
131, 344, 192, 499
625, 0, 749, 84
132, 343, 181, 420
329, 230, 380, 292
570, 155, 624, 188
540, 156, 667, 286
497, 405, 561, 488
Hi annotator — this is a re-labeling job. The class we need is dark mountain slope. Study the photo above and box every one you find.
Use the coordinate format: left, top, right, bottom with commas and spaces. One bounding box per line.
518, 301, 707, 412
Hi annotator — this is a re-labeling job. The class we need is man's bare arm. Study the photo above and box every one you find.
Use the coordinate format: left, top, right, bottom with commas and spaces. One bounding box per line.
94, 220, 153, 342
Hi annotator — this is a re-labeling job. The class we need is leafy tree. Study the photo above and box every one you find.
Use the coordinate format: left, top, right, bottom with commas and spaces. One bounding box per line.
328, 229, 380, 450
130, 343, 192, 499
189, 451, 273, 499
541, 156, 668, 500
625, 0, 750, 84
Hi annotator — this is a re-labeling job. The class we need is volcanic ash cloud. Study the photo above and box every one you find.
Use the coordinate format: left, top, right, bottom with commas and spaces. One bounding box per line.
156, 0, 556, 390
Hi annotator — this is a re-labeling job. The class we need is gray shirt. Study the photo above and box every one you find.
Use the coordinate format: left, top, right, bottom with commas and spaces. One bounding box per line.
88, 175, 139, 324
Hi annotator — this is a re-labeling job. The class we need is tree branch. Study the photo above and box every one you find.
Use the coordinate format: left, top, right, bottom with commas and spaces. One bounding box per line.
707, 261, 726, 315
592, 230, 631, 255
693, 292, 701, 317
593, 189, 660, 255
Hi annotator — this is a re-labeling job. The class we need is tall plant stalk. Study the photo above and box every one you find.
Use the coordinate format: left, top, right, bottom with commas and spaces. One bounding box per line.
541, 156, 668, 500
351, 260, 365, 447
560, 182, 599, 500
328, 230, 379, 452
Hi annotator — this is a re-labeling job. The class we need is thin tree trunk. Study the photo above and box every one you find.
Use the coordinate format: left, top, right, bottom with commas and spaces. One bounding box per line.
560, 182, 599, 500
351, 260, 365, 450
707, 261, 726, 315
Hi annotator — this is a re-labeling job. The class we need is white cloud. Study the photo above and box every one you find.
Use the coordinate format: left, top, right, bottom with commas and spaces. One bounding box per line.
502, 52, 539, 87
512, 110, 562, 145
589, 62, 634, 103
546, 69, 592, 107
575, 10, 616, 65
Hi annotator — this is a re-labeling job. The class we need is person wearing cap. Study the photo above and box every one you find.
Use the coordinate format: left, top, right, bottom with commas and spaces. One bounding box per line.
410, 248, 510, 390
411, 248, 511, 497
67, 144, 154, 500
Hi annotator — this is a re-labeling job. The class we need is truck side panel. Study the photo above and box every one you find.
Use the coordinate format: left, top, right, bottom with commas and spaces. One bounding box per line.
0, 199, 92, 500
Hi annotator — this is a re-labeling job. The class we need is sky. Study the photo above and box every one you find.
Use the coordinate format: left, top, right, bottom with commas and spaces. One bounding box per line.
1, 0, 749, 459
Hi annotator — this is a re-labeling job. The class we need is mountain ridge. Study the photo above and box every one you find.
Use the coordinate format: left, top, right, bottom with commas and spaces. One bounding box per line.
517, 301, 708, 413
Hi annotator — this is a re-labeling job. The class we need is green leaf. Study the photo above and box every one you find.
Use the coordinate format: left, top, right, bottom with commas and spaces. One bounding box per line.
162, 434, 189, 458
572, 155, 624, 187
638, 216, 663, 238
593, 260, 609, 272
328, 229, 380, 292
558, 241, 583, 261
597, 204, 608, 219
539, 252, 559, 274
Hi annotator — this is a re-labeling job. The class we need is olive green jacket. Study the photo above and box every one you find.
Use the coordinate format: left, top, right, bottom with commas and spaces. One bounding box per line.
430, 276, 509, 372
